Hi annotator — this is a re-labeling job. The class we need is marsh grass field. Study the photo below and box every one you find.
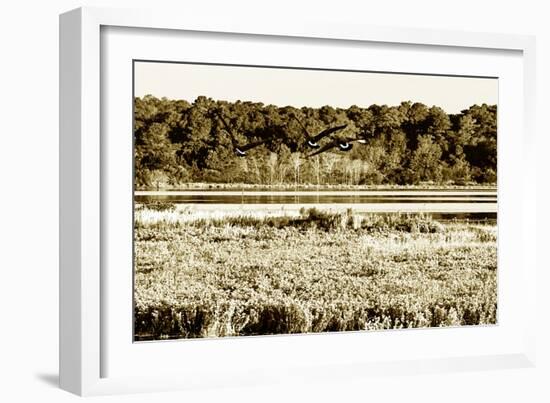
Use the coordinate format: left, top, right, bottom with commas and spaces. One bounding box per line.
134, 206, 497, 340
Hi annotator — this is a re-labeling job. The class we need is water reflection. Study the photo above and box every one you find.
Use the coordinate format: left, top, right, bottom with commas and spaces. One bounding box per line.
135, 194, 496, 204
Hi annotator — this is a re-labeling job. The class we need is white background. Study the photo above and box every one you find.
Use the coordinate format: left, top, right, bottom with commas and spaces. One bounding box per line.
0, 0, 548, 402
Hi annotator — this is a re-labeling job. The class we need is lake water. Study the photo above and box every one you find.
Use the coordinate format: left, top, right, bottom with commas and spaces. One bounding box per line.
135, 189, 497, 221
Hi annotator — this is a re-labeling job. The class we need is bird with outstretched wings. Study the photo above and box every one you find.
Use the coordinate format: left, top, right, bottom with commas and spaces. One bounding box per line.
307, 136, 367, 158
291, 114, 348, 149
213, 108, 271, 157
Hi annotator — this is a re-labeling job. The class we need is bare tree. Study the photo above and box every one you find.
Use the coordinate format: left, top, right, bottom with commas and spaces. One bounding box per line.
249, 156, 262, 184
351, 159, 363, 185
344, 163, 353, 186
290, 152, 302, 190
267, 152, 278, 186
312, 156, 322, 188
277, 144, 292, 185
149, 169, 170, 191
239, 158, 249, 183
322, 153, 338, 186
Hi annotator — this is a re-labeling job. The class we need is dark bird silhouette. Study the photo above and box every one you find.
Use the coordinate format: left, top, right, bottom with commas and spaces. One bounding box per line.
291, 114, 348, 149
307, 137, 367, 157
213, 108, 270, 157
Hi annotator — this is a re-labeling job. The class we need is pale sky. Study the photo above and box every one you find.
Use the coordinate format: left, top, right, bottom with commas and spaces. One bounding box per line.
134, 61, 498, 114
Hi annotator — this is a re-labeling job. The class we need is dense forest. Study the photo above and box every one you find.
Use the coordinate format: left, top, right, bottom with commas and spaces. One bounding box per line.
134, 95, 497, 189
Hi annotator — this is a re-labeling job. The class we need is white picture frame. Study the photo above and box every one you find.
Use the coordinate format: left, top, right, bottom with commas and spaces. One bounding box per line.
59, 6, 537, 396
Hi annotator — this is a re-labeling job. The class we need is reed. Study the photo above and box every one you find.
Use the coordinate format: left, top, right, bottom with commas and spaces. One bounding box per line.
134, 209, 497, 339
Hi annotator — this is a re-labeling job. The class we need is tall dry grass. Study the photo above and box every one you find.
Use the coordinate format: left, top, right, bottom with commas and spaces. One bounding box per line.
134, 208, 497, 339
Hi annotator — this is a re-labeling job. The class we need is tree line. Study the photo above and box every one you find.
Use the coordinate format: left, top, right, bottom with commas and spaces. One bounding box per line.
134, 95, 497, 188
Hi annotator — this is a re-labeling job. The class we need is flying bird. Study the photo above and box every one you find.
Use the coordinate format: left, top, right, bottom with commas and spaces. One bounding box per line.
307, 137, 367, 157
213, 108, 270, 157
232, 139, 271, 157
291, 114, 348, 149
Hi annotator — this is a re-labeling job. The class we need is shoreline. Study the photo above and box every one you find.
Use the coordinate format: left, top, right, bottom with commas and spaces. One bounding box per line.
135, 190, 497, 197
136, 183, 497, 192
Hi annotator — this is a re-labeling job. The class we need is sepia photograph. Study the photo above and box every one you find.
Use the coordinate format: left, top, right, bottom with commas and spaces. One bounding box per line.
132, 61, 498, 341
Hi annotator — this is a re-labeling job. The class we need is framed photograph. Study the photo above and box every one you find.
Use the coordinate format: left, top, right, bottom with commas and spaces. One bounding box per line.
60, 7, 537, 396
